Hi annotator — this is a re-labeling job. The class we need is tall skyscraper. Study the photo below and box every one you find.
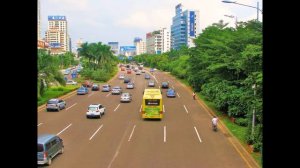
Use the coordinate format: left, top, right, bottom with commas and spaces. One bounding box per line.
171, 4, 200, 50
45, 16, 70, 54
108, 42, 119, 55
134, 37, 146, 55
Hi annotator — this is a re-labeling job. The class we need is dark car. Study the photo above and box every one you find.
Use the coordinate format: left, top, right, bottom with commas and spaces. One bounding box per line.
161, 82, 169, 89
91, 84, 100, 91
166, 88, 176, 98
124, 77, 131, 83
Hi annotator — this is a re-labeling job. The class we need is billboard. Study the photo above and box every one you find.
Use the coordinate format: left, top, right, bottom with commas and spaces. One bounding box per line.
50, 42, 61, 48
48, 16, 66, 20
189, 11, 195, 36
120, 46, 136, 52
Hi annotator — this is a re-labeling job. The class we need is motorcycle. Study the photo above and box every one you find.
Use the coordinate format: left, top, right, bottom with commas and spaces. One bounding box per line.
212, 123, 217, 132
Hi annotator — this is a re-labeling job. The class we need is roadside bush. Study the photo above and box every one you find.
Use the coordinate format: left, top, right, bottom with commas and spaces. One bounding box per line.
253, 142, 262, 152
234, 118, 248, 127
92, 69, 110, 82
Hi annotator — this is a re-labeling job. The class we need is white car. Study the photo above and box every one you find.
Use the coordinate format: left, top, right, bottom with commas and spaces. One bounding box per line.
66, 80, 77, 85
120, 93, 132, 103
86, 104, 105, 118
112, 86, 122, 95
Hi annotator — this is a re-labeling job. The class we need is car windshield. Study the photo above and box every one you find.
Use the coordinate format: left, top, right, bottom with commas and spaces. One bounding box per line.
103, 85, 108, 88
38, 144, 44, 152
47, 100, 58, 104
88, 107, 98, 111
93, 84, 98, 87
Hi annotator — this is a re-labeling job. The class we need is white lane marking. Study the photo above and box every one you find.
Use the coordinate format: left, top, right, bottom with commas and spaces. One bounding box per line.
177, 93, 180, 98
37, 123, 43, 127
163, 105, 165, 113
128, 125, 136, 141
172, 86, 175, 89
140, 105, 142, 112
66, 103, 77, 111
194, 126, 202, 143
106, 93, 111, 97
114, 104, 120, 111
57, 123, 72, 135
89, 124, 104, 140
88, 92, 94, 97
183, 105, 189, 114
164, 126, 167, 143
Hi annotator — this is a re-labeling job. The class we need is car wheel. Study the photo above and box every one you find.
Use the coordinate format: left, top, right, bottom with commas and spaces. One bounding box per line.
57, 107, 60, 112
47, 157, 52, 165
60, 147, 64, 154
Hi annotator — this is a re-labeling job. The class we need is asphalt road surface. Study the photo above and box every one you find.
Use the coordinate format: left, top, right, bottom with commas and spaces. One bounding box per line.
38, 68, 259, 168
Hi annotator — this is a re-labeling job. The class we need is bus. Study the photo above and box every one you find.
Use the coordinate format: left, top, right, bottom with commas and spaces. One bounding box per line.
142, 89, 163, 119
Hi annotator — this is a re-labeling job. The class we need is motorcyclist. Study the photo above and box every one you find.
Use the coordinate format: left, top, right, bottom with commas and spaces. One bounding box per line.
212, 116, 218, 131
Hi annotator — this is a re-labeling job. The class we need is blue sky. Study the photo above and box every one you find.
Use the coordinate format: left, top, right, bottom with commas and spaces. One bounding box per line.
40, 0, 262, 50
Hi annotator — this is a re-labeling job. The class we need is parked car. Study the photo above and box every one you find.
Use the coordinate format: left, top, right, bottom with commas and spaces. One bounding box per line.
126, 82, 134, 89
120, 92, 132, 103
166, 88, 176, 98
161, 82, 169, 89
66, 80, 77, 85
91, 84, 100, 91
148, 80, 155, 87
77, 86, 89, 95
102, 84, 111, 92
124, 77, 131, 83
46, 99, 66, 111
145, 74, 151, 79
86, 104, 105, 118
112, 86, 122, 95
38, 134, 64, 165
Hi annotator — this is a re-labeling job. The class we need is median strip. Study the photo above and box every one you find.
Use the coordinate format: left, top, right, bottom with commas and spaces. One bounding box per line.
177, 93, 180, 98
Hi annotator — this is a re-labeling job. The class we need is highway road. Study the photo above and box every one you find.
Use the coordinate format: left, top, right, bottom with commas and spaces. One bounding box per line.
38, 67, 259, 168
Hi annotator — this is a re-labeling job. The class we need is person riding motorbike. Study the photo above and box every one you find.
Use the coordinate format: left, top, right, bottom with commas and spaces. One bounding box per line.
212, 116, 218, 131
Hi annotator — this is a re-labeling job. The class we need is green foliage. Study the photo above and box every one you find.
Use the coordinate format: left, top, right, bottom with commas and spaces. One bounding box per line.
234, 118, 248, 127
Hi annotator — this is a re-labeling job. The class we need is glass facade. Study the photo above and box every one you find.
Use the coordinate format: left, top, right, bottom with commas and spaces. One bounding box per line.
171, 4, 199, 50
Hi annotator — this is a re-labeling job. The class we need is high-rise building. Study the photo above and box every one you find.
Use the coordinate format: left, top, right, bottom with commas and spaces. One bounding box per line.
45, 16, 70, 54
134, 37, 146, 55
146, 27, 170, 54
161, 28, 171, 53
171, 4, 200, 50
108, 42, 119, 55
38, 0, 41, 40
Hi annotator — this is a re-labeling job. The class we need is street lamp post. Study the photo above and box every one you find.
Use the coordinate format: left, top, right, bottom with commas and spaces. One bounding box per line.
222, 0, 262, 22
